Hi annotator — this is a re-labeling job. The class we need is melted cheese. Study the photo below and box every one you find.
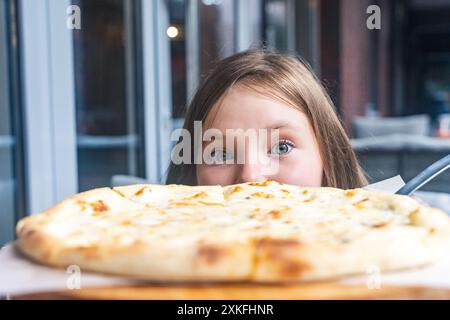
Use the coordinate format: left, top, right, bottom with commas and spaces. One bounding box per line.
24, 180, 429, 252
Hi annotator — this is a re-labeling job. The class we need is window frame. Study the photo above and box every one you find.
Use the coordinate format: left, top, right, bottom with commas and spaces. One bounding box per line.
141, 0, 173, 183
0, 0, 26, 244
19, 0, 78, 214
16, 0, 266, 205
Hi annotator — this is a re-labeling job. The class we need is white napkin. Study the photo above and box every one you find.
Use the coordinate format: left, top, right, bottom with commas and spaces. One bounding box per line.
340, 252, 450, 289
0, 243, 140, 296
363, 175, 406, 194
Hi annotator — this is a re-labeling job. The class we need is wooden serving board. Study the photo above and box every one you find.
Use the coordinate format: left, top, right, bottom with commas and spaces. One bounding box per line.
15, 282, 450, 300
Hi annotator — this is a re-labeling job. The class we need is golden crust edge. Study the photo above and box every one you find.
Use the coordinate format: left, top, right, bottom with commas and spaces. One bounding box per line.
14, 182, 450, 282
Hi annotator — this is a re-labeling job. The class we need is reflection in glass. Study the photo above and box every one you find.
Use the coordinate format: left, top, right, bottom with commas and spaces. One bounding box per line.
198, 0, 235, 78
263, 0, 288, 51
0, 0, 22, 245
168, 0, 236, 119
72, 0, 145, 191
169, 0, 187, 119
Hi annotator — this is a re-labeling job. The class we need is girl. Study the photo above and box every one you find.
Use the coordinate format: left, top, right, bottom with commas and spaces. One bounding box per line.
166, 49, 367, 189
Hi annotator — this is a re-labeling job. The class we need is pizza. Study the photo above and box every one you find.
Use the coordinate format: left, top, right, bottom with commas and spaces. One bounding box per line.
15, 180, 450, 282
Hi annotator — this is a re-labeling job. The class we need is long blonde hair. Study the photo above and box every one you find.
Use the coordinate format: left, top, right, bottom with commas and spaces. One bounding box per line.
166, 49, 367, 189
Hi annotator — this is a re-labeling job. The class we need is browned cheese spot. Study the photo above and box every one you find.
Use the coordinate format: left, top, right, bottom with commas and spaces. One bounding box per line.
172, 202, 196, 206
345, 190, 356, 197
120, 220, 133, 226
280, 260, 310, 277
75, 246, 102, 260
182, 192, 207, 201
197, 244, 228, 265
248, 180, 277, 187
267, 206, 291, 219
198, 200, 224, 206
353, 198, 369, 209
251, 192, 275, 199
255, 237, 310, 278
90, 200, 109, 213
231, 186, 243, 193
371, 221, 390, 228
268, 210, 282, 219
76, 200, 88, 211
134, 187, 146, 196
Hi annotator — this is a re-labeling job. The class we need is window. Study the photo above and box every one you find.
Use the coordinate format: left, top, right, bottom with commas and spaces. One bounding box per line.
166, 0, 292, 125
0, 0, 24, 245
168, 0, 240, 127
263, 0, 289, 51
198, 0, 236, 77
72, 0, 145, 191
168, 0, 187, 119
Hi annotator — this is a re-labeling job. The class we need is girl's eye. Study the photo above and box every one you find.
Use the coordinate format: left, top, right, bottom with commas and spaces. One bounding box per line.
208, 149, 233, 164
270, 140, 295, 156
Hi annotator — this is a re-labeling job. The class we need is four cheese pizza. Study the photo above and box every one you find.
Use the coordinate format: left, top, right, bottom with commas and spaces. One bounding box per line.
16, 180, 450, 282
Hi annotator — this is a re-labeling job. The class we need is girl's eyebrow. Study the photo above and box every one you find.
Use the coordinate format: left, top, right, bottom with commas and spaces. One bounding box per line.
267, 122, 301, 130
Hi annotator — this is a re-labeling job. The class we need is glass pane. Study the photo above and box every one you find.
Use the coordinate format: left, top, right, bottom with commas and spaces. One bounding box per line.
199, 0, 235, 77
263, 0, 288, 50
72, 0, 145, 191
168, 0, 237, 121
0, 0, 20, 246
248, 0, 263, 48
420, 54, 450, 125
168, 0, 187, 119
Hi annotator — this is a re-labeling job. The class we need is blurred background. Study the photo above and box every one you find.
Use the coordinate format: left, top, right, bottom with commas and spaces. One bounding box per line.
1, 0, 450, 245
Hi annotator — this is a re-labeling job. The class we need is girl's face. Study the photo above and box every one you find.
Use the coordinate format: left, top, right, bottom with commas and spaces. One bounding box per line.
196, 85, 323, 187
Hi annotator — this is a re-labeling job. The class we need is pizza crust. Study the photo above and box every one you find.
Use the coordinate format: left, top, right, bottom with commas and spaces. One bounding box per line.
15, 181, 450, 282
253, 218, 450, 282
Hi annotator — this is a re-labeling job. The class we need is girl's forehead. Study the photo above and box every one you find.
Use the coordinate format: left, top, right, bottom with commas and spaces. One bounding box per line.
203, 85, 307, 131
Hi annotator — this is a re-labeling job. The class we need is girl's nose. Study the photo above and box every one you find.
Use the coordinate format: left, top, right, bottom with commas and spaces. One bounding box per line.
234, 135, 276, 183
237, 162, 266, 183
236, 146, 271, 183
